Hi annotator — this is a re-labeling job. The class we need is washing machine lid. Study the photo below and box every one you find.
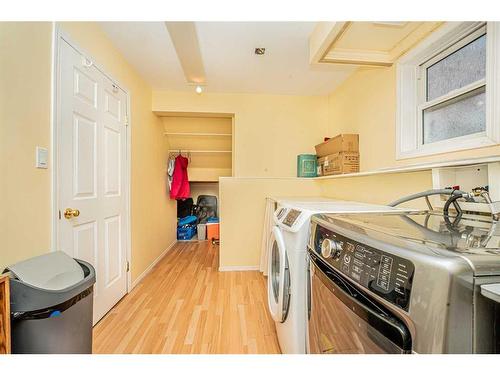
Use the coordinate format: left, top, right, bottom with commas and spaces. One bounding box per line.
267, 226, 291, 323
274, 201, 420, 233
270, 196, 337, 205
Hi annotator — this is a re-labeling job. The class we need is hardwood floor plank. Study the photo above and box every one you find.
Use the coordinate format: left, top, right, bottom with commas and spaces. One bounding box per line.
184, 305, 202, 345
93, 241, 280, 354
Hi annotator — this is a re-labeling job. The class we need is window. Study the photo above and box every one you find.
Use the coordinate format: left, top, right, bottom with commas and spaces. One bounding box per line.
397, 22, 500, 159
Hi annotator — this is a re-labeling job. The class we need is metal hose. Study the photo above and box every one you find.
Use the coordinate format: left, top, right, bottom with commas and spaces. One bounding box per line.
388, 189, 470, 208
443, 193, 465, 217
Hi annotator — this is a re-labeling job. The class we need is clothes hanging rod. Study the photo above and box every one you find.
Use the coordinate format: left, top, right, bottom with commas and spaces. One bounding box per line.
168, 149, 232, 154
164, 132, 232, 137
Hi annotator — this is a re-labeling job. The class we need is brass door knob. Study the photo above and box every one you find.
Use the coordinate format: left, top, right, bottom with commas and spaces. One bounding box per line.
64, 208, 80, 219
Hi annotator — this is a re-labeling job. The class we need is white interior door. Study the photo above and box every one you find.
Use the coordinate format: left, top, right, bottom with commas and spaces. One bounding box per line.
57, 38, 128, 324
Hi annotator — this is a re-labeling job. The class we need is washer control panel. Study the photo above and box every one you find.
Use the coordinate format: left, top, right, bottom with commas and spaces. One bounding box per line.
282, 209, 302, 227
313, 224, 414, 311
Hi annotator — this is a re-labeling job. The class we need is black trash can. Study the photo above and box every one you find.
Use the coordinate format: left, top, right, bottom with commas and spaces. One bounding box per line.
4, 251, 96, 354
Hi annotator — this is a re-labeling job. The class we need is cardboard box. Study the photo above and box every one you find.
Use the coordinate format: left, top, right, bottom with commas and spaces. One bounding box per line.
315, 134, 359, 157
318, 152, 359, 176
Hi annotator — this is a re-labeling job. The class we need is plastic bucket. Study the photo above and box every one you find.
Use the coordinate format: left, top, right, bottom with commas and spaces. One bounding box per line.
197, 224, 207, 241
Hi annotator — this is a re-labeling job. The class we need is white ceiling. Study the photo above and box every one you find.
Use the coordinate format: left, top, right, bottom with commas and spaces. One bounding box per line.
335, 22, 422, 52
99, 22, 355, 95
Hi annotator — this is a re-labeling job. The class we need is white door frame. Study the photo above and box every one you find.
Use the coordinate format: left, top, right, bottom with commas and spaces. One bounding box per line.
51, 23, 132, 292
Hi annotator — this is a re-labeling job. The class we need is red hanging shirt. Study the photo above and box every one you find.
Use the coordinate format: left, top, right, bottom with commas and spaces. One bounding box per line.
170, 155, 190, 200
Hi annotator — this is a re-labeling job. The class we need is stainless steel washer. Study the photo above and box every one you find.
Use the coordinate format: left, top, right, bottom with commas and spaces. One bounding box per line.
307, 211, 500, 354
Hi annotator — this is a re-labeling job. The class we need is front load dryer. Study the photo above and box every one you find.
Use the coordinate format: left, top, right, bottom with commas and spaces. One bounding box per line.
267, 201, 419, 354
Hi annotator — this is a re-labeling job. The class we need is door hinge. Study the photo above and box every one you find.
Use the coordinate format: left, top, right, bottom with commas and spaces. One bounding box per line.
126, 261, 130, 272
124, 116, 129, 126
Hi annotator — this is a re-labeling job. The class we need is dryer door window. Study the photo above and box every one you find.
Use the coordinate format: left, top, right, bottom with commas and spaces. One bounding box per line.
268, 226, 291, 323
271, 241, 281, 304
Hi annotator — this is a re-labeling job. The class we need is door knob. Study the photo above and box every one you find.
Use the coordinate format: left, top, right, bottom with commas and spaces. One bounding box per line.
64, 208, 80, 219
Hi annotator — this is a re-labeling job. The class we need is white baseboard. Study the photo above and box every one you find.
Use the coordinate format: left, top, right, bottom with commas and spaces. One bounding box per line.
218, 265, 260, 272
131, 240, 177, 290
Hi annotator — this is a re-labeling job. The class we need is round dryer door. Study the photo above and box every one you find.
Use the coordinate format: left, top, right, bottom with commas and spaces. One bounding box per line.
267, 226, 291, 323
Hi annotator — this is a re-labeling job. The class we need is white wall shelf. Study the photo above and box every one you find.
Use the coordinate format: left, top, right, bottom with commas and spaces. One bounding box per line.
164, 132, 232, 137
163, 115, 234, 179
314, 155, 500, 180
168, 149, 232, 154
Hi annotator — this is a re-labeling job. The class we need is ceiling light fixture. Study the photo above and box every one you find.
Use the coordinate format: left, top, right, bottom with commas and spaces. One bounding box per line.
254, 47, 266, 55
195, 85, 203, 94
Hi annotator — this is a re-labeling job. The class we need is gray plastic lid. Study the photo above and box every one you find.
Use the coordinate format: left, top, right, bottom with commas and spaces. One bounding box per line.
481, 283, 500, 303
7, 251, 84, 290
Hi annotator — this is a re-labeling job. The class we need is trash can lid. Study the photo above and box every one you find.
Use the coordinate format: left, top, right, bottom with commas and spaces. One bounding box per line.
6, 251, 84, 291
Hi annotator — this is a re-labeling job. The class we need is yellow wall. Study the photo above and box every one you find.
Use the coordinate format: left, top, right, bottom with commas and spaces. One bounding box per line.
154, 91, 331, 269
153, 91, 329, 177
3, 22, 495, 273
0, 22, 53, 270
318, 171, 432, 209
218, 171, 432, 269
190, 182, 219, 202
0, 22, 177, 282
327, 65, 500, 172
217, 23, 500, 268
318, 29, 500, 215
219, 178, 322, 268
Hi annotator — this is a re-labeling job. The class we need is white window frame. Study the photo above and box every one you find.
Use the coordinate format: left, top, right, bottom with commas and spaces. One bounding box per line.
396, 22, 500, 159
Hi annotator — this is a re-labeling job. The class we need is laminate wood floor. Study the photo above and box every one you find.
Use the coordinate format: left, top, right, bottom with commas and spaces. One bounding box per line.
92, 241, 281, 354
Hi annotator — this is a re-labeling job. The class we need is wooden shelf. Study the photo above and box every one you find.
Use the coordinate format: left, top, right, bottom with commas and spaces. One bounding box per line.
164, 132, 231, 137
189, 167, 232, 182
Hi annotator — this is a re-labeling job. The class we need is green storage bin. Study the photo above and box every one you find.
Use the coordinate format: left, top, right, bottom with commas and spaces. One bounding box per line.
297, 154, 317, 177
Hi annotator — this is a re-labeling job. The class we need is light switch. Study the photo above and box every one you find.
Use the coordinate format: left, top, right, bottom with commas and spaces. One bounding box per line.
36, 146, 48, 169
